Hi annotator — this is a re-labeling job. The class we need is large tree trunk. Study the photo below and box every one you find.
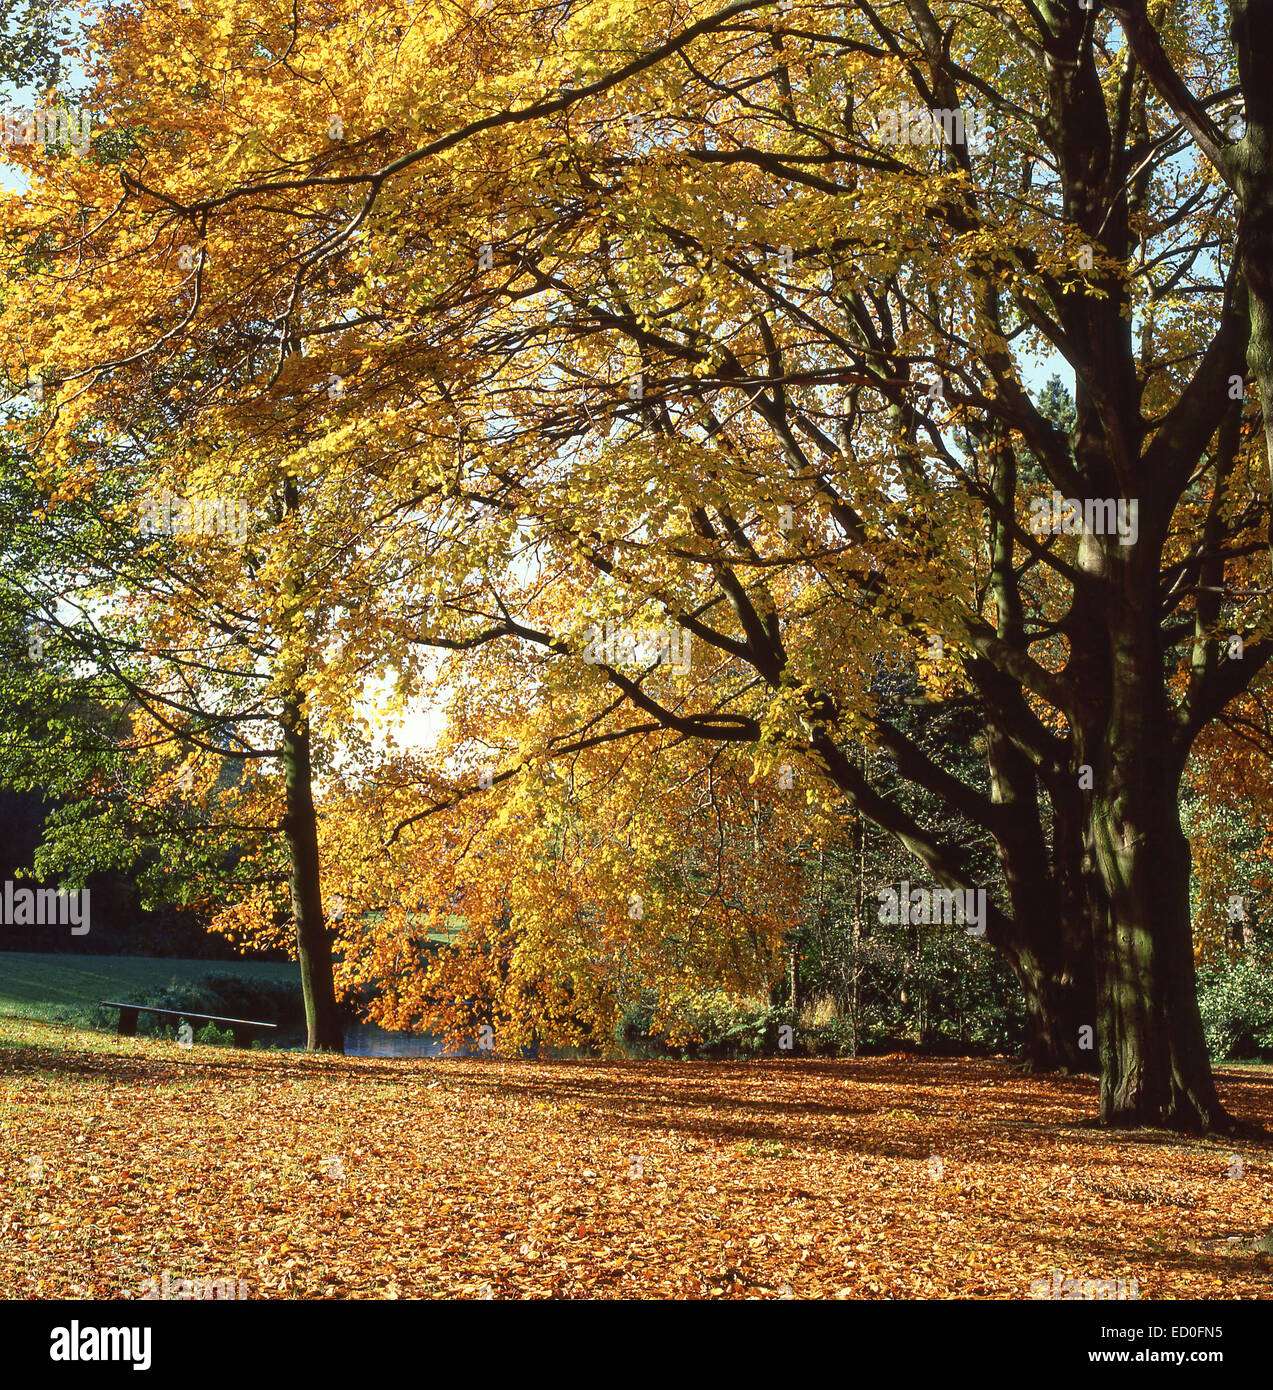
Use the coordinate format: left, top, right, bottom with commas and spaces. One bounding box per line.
1080, 568, 1227, 1130
1012, 932, 1098, 1074
1024, 785, 1100, 1074
988, 782, 1100, 1074
282, 695, 344, 1054
1087, 768, 1224, 1130
992, 823, 1098, 1075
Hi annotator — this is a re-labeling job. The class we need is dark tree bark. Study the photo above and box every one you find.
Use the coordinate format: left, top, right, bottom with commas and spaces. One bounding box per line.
1076, 547, 1225, 1128
1088, 781, 1224, 1130
981, 420, 1098, 1072
281, 694, 344, 1054
1230, 0, 1273, 554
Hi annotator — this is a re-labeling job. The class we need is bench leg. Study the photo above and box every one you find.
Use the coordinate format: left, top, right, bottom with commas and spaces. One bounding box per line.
117, 1007, 138, 1038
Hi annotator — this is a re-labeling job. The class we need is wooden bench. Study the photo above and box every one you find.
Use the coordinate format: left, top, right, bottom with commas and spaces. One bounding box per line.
99, 1001, 278, 1049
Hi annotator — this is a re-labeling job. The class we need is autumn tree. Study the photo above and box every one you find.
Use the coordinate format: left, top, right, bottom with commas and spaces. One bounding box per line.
321, 716, 810, 1054
0, 0, 508, 1051
377, 0, 1271, 1129
2, 0, 802, 1048
0, 413, 360, 1048
7, 0, 1273, 1129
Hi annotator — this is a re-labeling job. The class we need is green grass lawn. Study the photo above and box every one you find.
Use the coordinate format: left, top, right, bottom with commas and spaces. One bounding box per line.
0, 951, 297, 1028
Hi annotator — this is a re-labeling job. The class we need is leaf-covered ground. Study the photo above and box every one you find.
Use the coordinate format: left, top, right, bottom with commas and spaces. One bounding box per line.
1, 1020, 1270, 1299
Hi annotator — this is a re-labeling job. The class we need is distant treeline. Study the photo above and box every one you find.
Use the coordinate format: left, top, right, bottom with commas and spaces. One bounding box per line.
0, 787, 282, 960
